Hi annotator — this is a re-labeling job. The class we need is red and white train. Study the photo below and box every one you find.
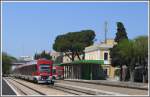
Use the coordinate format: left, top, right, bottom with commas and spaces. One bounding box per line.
52, 66, 64, 80
13, 59, 55, 84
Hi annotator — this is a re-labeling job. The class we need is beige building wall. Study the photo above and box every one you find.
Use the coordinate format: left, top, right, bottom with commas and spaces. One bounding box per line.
109, 65, 115, 78
50, 51, 61, 61
85, 50, 99, 60
100, 50, 103, 60
84, 39, 116, 80
63, 56, 71, 63
101, 39, 116, 46
85, 48, 111, 64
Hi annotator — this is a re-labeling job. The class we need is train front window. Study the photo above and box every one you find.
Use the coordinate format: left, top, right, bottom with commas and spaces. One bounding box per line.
39, 64, 50, 73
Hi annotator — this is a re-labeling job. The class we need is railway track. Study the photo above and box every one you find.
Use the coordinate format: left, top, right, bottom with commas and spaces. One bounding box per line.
4, 77, 132, 95
50, 85, 92, 95
8, 77, 91, 95
5, 77, 45, 95
5, 77, 85, 95
9, 77, 91, 95
51, 83, 122, 95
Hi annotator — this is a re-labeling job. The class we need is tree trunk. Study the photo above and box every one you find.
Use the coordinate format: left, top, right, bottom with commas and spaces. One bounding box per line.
120, 65, 123, 81
82, 54, 85, 60
122, 65, 126, 81
65, 52, 71, 59
72, 52, 74, 61
143, 75, 146, 83
76, 52, 81, 60
125, 67, 130, 81
82, 52, 85, 60
130, 69, 134, 82
142, 68, 147, 83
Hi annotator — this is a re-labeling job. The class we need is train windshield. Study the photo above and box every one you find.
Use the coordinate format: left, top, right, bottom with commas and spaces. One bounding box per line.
39, 64, 50, 73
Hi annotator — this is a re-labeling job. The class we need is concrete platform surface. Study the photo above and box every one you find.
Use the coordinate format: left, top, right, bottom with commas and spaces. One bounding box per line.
55, 80, 148, 95
64, 79, 148, 90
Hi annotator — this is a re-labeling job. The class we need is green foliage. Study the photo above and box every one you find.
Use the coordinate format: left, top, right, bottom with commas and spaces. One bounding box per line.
53, 30, 96, 61
2, 52, 17, 74
134, 36, 148, 66
110, 45, 124, 67
115, 69, 120, 76
110, 22, 128, 67
110, 22, 148, 82
34, 50, 52, 60
117, 36, 148, 70
115, 39, 137, 81
117, 39, 135, 70
111, 36, 148, 82
110, 22, 128, 81
134, 36, 148, 82
115, 22, 128, 43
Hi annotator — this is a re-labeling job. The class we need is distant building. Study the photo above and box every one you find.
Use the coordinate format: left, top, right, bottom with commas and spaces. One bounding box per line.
19, 56, 34, 61
11, 62, 25, 71
11, 56, 34, 72
50, 51, 61, 61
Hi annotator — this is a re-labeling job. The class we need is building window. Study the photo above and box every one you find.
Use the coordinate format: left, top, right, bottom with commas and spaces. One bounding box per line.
104, 52, 108, 60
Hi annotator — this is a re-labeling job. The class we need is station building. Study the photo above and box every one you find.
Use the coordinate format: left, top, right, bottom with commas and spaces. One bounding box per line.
60, 39, 119, 80
84, 39, 118, 80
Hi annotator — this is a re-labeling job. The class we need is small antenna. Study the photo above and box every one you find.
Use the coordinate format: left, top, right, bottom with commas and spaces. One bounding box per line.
104, 21, 108, 44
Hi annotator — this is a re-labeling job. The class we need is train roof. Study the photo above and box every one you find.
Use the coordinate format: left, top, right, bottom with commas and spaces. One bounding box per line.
15, 60, 37, 69
14, 59, 53, 69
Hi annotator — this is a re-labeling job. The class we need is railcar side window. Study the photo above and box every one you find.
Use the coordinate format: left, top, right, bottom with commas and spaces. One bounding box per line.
32, 64, 37, 72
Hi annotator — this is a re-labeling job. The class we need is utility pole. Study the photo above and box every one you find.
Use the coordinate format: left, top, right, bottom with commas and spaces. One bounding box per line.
104, 21, 108, 44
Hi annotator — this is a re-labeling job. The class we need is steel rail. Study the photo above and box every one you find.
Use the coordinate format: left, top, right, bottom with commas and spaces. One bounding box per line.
6, 78, 46, 95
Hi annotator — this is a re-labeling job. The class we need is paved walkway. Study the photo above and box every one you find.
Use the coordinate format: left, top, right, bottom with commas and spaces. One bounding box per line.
64, 79, 148, 90
56, 80, 148, 95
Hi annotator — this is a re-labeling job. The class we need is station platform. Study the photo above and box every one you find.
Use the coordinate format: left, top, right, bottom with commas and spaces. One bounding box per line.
55, 79, 148, 95
61, 79, 148, 90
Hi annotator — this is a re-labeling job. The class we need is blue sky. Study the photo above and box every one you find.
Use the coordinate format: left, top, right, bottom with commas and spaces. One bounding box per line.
2, 2, 148, 58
